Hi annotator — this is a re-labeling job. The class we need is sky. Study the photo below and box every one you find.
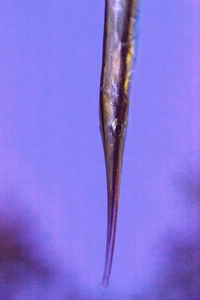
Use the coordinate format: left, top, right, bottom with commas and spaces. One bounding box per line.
0, 1, 200, 299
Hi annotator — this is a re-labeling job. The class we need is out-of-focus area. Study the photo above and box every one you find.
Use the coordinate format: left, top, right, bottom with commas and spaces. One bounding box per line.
0, 1, 200, 299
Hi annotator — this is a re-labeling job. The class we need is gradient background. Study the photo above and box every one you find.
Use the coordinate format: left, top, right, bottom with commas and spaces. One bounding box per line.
0, 1, 200, 299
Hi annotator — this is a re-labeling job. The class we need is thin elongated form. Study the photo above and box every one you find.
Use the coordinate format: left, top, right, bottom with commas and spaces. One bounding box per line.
99, 0, 138, 287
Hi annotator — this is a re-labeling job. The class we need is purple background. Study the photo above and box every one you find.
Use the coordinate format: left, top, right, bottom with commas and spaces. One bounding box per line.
0, 1, 200, 299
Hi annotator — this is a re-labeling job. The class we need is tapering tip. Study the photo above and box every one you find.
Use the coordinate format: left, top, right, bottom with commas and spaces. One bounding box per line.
101, 189, 119, 287
101, 274, 109, 288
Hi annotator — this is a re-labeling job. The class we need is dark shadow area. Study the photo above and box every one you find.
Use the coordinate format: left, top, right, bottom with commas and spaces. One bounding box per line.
131, 164, 200, 300
0, 190, 54, 299
0, 188, 88, 300
173, 164, 200, 205
140, 234, 200, 300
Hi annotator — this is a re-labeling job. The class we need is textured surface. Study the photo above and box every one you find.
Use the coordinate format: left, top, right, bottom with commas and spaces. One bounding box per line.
99, 0, 138, 286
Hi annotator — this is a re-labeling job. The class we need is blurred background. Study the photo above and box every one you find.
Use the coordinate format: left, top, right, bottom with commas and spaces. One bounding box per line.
0, 0, 200, 299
